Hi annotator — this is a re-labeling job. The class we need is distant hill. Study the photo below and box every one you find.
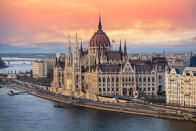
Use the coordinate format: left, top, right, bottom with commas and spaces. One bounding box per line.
0, 43, 66, 53
0, 42, 196, 54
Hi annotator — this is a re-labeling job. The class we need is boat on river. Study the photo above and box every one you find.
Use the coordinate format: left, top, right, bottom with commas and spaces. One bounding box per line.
54, 103, 64, 108
8, 90, 18, 96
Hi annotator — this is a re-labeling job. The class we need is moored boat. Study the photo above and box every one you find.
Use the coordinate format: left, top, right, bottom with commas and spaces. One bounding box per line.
54, 103, 64, 108
8, 90, 18, 96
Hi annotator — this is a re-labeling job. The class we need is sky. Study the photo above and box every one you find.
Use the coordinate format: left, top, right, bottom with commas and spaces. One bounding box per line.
0, 0, 196, 50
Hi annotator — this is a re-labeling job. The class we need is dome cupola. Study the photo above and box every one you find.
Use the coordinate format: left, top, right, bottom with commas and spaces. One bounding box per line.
89, 14, 111, 48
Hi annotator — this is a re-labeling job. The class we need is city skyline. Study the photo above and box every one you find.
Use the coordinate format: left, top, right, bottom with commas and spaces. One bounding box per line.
0, 0, 196, 50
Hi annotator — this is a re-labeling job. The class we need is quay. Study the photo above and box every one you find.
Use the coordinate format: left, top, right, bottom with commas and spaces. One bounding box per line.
7, 79, 196, 122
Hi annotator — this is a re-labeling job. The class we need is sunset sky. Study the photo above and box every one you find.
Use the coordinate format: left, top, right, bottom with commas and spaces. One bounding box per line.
0, 0, 196, 49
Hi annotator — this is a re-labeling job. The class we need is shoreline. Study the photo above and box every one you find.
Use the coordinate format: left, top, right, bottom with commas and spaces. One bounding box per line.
10, 86, 196, 122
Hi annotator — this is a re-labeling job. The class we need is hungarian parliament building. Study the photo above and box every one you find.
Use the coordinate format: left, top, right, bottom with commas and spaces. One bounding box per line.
50, 16, 168, 100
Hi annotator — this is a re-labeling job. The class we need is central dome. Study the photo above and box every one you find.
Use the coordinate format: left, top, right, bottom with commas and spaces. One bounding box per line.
89, 15, 111, 48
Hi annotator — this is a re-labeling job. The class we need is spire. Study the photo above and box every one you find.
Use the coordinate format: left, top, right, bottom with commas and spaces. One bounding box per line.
55, 57, 58, 67
73, 33, 80, 67
68, 34, 71, 48
124, 40, 127, 56
65, 34, 72, 67
98, 12, 102, 31
75, 33, 78, 49
80, 40, 83, 51
119, 39, 122, 52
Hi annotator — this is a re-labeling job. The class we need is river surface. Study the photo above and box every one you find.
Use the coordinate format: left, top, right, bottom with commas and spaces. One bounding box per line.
0, 87, 196, 131
0, 57, 32, 74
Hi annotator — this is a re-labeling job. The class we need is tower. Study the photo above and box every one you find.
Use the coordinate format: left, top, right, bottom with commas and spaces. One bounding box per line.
64, 34, 74, 91
65, 34, 73, 67
123, 40, 128, 61
73, 34, 81, 93
73, 33, 80, 68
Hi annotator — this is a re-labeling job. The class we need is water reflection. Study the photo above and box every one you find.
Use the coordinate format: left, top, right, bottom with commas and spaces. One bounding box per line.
0, 87, 196, 131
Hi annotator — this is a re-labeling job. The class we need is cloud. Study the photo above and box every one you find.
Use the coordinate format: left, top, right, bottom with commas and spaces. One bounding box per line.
0, 0, 196, 48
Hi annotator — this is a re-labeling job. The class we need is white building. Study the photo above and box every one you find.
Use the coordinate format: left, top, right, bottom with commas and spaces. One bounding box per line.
166, 67, 196, 107
32, 58, 55, 78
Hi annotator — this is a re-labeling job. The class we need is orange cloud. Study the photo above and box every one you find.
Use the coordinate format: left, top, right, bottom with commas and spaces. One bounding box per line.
0, 0, 196, 47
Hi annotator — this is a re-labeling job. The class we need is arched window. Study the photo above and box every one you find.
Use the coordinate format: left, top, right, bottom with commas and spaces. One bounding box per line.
103, 77, 105, 82
76, 75, 78, 80
129, 77, 131, 82
126, 77, 128, 82
112, 77, 114, 82
139, 77, 142, 82
123, 88, 127, 96
116, 77, 119, 82
148, 77, 150, 82
152, 77, 155, 82
143, 77, 146, 82
99, 77, 101, 82
132, 77, 134, 82
107, 77, 110, 83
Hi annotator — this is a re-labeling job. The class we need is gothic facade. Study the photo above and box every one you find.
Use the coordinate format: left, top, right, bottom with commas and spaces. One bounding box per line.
51, 16, 168, 100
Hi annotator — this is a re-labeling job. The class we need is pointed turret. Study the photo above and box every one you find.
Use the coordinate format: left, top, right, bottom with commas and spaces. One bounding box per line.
124, 40, 127, 56
98, 12, 102, 31
65, 34, 72, 67
119, 40, 122, 52
73, 33, 80, 67
80, 40, 83, 51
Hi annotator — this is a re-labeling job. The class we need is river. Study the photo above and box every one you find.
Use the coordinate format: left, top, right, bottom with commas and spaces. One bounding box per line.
0, 87, 196, 131
0, 57, 32, 74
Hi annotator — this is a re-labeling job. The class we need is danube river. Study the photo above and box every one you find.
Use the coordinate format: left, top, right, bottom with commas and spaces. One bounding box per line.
0, 87, 196, 131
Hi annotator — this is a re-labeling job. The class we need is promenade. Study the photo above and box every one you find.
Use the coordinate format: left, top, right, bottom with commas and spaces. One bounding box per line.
6, 79, 196, 122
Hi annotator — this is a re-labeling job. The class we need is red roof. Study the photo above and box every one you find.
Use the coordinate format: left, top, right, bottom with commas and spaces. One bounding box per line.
89, 30, 110, 47
98, 64, 121, 72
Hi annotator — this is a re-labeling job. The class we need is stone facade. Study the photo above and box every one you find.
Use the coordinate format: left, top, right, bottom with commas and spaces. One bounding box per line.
166, 67, 196, 107
51, 16, 168, 100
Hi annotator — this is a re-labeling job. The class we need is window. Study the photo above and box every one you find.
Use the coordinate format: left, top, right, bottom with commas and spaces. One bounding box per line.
99, 77, 101, 82
143, 77, 146, 82
107, 77, 110, 83
152, 77, 155, 82
112, 77, 114, 82
76, 75, 79, 80
116, 77, 119, 82
159, 75, 162, 80
132, 77, 134, 82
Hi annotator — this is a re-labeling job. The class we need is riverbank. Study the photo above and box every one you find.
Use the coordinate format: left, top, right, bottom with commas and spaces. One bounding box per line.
10, 85, 196, 122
